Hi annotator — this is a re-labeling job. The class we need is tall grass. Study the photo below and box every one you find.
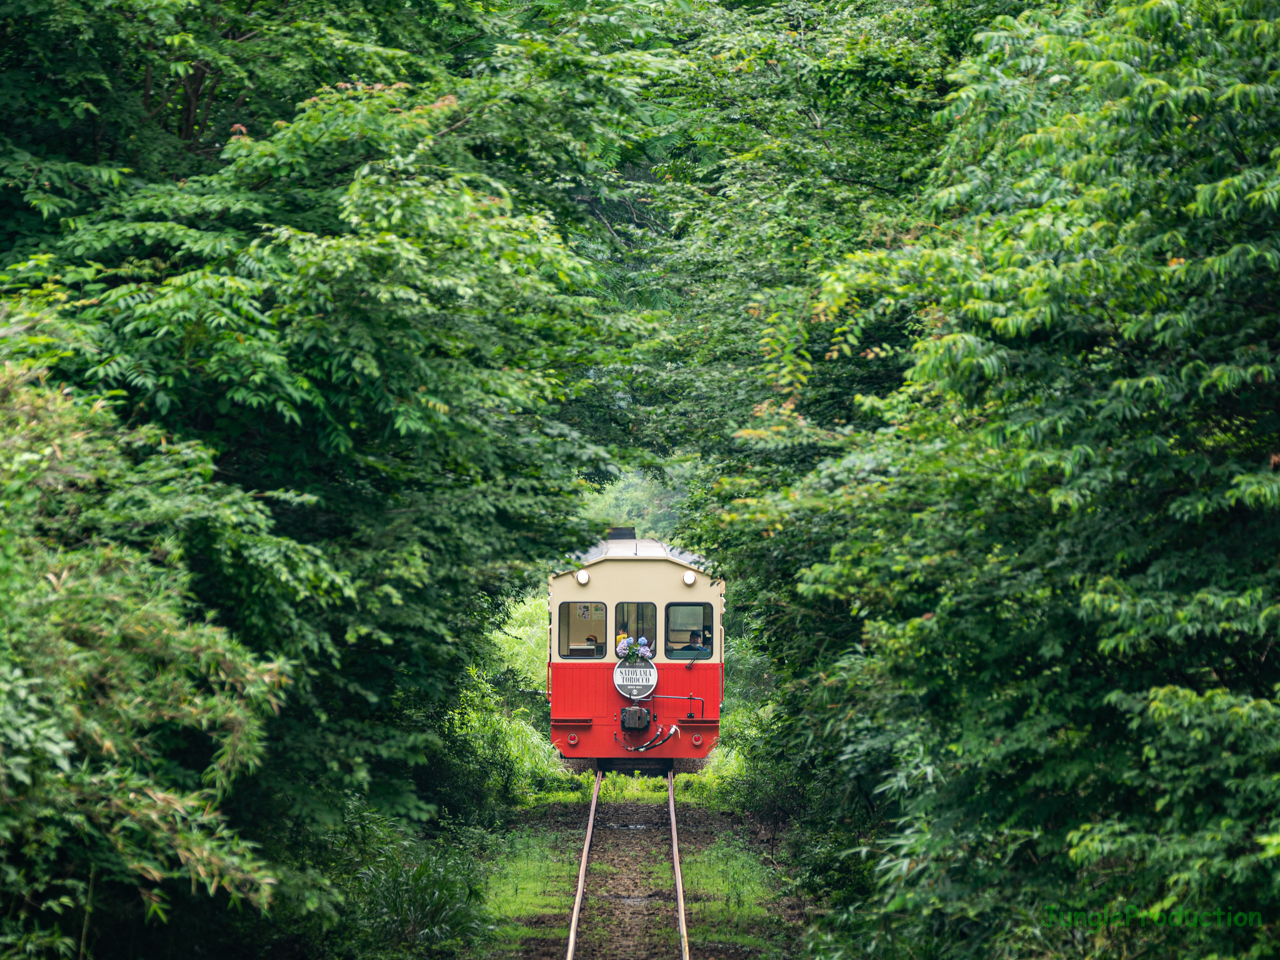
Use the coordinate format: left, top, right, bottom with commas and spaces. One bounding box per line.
682, 836, 778, 923
258, 796, 498, 957
445, 667, 565, 797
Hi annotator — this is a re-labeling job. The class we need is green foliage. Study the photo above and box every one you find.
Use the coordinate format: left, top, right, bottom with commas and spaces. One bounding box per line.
599, 769, 670, 802
1, 0, 675, 951
488, 596, 551, 691
722, 632, 773, 714
14, 0, 1280, 955
0, 0, 675, 859
574, 0, 984, 473
0, 0, 477, 253
353, 849, 491, 952
682, 835, 779, 923
523, 771, 596, 806
683, 1, 1280, 958
580, 470, 686, 540
0, 357, 297, 949
436, 668, 567, 813
220, 796, 496, 959
481, 827, 581, 920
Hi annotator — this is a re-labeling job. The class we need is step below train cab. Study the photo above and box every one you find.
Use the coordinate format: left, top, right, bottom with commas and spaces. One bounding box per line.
547, 527, 723, 768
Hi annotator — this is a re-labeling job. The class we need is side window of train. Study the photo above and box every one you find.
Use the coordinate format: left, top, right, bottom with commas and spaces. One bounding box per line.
665, 603, 714, 659
614, 603, 657, 658
557, 602, 607, 658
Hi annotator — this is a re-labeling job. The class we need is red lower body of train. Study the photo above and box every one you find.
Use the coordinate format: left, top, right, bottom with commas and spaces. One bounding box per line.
548, 660, 721, 761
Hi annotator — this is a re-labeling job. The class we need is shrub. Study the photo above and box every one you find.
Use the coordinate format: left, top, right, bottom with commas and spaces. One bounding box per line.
353, 847, 492, 952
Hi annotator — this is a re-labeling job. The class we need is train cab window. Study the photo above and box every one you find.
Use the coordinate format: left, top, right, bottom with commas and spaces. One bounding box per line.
558, 602, 607, 658
665, 603, 714, 660
614, 603, 657, 657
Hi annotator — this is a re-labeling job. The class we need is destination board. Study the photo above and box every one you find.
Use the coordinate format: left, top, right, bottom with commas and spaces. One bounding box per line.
612, 661, 658, 699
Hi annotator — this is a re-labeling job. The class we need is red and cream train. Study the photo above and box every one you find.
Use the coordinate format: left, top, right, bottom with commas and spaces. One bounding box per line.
547, 527, 723, 771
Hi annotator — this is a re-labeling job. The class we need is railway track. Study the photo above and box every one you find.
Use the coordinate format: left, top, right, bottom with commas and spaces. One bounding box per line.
565, 770, 691, 960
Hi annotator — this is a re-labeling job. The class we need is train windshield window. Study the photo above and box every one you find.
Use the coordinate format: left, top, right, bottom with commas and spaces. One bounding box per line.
614, 603, 657, 658
558, 602, 607, 659
665, 603, 714, 659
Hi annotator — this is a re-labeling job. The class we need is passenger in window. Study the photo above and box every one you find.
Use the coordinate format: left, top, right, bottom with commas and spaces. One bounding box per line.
566, 634, 598, 658
679, 630, 709, 652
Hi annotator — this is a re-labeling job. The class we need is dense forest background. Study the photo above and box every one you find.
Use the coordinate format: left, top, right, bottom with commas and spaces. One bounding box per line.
3, 0, 1280, 956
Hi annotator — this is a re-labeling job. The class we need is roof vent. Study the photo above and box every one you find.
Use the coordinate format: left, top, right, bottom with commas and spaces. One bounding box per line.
606, 526, 637, 540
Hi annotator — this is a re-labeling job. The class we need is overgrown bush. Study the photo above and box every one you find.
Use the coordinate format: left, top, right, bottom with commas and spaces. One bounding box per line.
166, 796, 502, 960
353, 849, 491, 953
722, 633, 774, 714
420, 668, 566, 820
484, 596, 554, 732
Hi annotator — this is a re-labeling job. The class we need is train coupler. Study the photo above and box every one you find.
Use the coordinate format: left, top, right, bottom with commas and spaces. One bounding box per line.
620, 705, 651, 731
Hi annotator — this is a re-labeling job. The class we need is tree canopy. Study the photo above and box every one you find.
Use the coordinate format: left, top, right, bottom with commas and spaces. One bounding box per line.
4, 0, 1280, 956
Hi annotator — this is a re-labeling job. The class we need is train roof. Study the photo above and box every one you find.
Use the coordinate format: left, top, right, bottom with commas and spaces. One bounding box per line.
560, 527, 708, 572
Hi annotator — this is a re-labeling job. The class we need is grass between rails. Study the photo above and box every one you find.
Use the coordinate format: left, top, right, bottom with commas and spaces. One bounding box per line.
579, 823, 676, 957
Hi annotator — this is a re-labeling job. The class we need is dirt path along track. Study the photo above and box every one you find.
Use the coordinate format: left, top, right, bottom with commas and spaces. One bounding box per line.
565, 771, 691, 960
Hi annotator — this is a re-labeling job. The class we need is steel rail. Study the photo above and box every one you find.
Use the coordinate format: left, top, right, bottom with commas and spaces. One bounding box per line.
565, 770, 603, 960
668, 771, 691, 960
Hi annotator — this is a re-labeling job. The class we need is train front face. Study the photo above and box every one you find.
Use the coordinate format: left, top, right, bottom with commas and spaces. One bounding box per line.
547, 535, 723, 764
